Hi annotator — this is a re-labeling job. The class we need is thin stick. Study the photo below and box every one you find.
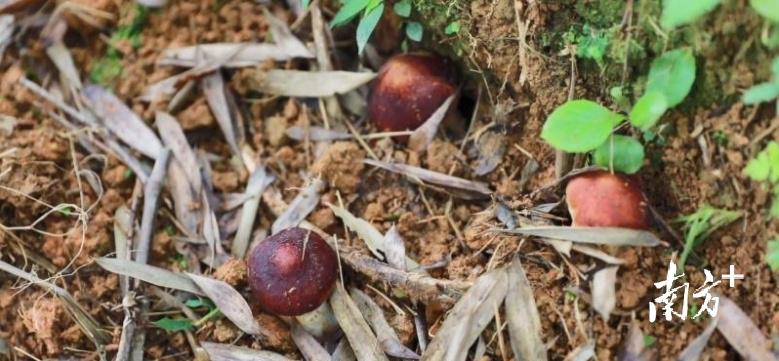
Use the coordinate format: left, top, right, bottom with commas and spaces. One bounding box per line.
134, 149, 171, 266
555, 47, 577, 179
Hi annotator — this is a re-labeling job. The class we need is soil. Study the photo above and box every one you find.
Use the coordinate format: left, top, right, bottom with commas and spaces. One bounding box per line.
0, 0, 777, 360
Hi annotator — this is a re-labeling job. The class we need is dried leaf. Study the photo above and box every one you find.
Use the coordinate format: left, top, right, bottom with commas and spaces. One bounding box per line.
135, 0, 167, 8
591, 266, 618, 321
95, 258, 204, 296
186, 273, 262, 335
328, 203, 385, 259
495, 202, 517, 230
564, 340, 595, 361
142, 63, 221, 102
332, 338, 358, 361
0, 15, 12, 61
382, 226, 406, 271
506, 258, 547, 361
83, 85, 164, 159
473, 131, 507, 176
201, 342, 292, 361
421, 267, 509, 361
715, 294, 777, 361
156, 111, 201, 193
0, 0, 44, 14
495, 226, 662, 247
202, 71, 240, 156
364, 159, 492, 196
571, 244, 625, 265
408, 95, 456, 152
46, 41, 82, 90
167, 160, 199, 235
286, 126, 352, 141
677, 319, 716, 361
233, 166, 275, 258
252, 70, 376, 97
272, 178, 323, 234
350, 288, 420, 359
331, 286, 391, 361
617, 321, 648, 361
289, 322, 331, 361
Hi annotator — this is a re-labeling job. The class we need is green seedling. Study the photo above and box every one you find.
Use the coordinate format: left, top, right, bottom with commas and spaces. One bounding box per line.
90, 4, 149, 87
676, 205, 741, 270
766, 239, 779, 271
749, 0, 779, 23
744, 141, 779, 218
660, 0, 721, 30
541, 48, 696, 174
152, 297, 220, 332
330, 0, 386, 54
742, 57, 779, 104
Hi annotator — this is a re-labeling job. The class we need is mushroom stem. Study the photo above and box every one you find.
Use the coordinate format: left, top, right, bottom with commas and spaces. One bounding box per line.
294, 302, 339, 340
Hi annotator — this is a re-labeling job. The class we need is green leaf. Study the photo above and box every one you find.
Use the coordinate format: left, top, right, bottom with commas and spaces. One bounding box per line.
742, 82, 779, 104
643, 335, 657, 348
301, 0, 311, 10
393, 0, 411, 17
592, 135, 645, 174
184, 298, 216, 310
772, 57, 779, 77
356, 3, 384, 55
767, 240, 779, 271
405, 21, 423, 41
152, 317, 194, 332
749, 0, 779, 23
744, 141, 779, 182
660, 0, 721, 30
331, 0, 372, 27
540, 100, 623, 153
629, 91, 669, 130
445, 21, 460, 35
646, 49, 696, 107
771, 198, 779, 218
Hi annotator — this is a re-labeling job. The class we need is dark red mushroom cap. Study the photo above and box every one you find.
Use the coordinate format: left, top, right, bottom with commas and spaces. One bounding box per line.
247, 227, 338, 316
565, 170, 650, 230
368, 53, 457, 133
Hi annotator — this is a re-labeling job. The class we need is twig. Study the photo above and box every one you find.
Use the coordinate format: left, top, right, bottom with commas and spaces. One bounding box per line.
134, 149, 171, 266
555, 46, 577, 179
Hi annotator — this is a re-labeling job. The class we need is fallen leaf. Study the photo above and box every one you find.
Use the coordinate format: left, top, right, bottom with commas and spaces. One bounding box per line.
676, 318, 716, 361
364, 159, 492, 196
331, 286, 390, 361
715, 294, 777, 361
95, 258, 204, 296
252, 70, 376, 97
201, 342, 292, 361
506, 258, 547, 361
495, 226, 662, 247
350, 288, 420, 359
591, 266, 618, 321
408, 94, 456, 152
272, 178, 323, 234
186, 273, 262, 335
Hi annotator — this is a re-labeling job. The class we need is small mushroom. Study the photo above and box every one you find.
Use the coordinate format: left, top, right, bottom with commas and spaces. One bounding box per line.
565, 170, 650, 230
247, 227, 338, 316
368, 53, 457, 133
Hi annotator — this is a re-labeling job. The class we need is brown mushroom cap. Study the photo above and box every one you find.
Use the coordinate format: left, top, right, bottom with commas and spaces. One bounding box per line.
368, 53, 457, 133
247, 227, 338, 316
565, 170, 650, 230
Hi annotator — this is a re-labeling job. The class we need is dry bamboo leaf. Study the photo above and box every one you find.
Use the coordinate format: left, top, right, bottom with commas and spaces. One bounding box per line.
186, 273, 262, 335
350, 288, 420, 359
564, 340, 595, 361
136, 0, 167, 8
571, 244, 625, 265
540, 239, 572, 256
113, 206, 134, 296
364, 159, 491, 196
332, 338, 358, 361
142, 63, 221, 102
328, 203, 385, 259
676, 319, 716, 361
289, 321, 331, 361
167, 160, 199, 235
95, 257, 204, 296
408, 95, 456, 152
473, 131, 507, 176
252, 70, 375, 97
715, 294, 777, 361
0, 15, 11, 61
160, 11, 311, 67
617, 321, 652, 361
421, 267, 509, 361
382, 225, 406, 271
591, 266, 618, 321
272, 178, 323, 234
202, 71, 240, 156
495, 202, 517, 230
156, 111, 201, 193
506, 258, 547, 361
286, 126, 352, 141
331, 286, 391, 361
494, 226, 662, 247
83, 85, 163, 159
46, 41, 82, 90
233, 166, 275, 258
201, 342, 291, 361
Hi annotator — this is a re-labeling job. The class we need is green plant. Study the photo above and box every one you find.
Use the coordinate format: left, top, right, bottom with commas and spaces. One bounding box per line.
676, 205, 741, 270
660, 0, 721, 30
563, 25, 613, 67
152, 297, 220, 332
742, 57, 779, 104
744, 141, 779, 218
749, 0, 779, 23
90, 4, 148, 87
330, 0, 426, 55
767, 239, 779, 271
541, 48, 696, 174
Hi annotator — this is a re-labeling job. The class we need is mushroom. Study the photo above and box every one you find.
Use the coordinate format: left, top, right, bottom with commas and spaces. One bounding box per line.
368, 53, 457, 133
247, 227, 338, 316
565, 170, 650, 230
